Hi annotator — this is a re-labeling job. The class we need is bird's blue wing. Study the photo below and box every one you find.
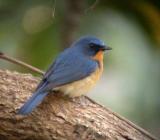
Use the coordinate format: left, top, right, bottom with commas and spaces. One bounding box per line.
36, 48, 72, 90
48, 58, 97, 86
36, 50, 98, 92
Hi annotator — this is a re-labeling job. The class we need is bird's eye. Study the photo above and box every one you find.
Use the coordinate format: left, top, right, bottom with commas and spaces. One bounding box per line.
89, 43, 95, 48
89, 43, 99, 53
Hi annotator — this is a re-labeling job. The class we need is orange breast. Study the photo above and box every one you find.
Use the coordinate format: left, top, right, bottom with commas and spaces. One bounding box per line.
93, 50, 104, 71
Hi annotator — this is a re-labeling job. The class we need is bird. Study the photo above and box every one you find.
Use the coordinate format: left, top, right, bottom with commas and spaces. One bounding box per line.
18, 36, 112, 115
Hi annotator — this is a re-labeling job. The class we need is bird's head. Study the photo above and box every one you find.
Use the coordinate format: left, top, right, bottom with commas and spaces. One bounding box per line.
72, 36, 112, 57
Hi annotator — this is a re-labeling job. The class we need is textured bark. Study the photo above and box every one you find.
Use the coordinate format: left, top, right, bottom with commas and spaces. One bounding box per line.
0, 69, 157, 140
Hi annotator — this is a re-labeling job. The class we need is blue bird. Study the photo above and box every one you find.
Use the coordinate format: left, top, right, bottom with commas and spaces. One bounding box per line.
18, 36, 112, 115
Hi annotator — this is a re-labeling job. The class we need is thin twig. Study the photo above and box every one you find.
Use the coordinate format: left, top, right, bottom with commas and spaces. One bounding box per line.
85, 0, 99, 13
51, 0, 56, 18
0, 52, 44, 75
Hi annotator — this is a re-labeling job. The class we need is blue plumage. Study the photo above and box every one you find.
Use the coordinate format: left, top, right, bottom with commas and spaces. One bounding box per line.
18, 36, 111, 115
18, 91, 48, 115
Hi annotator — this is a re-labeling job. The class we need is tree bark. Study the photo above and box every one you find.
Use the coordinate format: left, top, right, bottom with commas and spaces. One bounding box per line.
0, 69, 157, 140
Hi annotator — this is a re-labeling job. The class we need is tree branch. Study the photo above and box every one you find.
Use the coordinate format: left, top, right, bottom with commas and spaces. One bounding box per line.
0, 52, 44, 75
0, 69, 158, 140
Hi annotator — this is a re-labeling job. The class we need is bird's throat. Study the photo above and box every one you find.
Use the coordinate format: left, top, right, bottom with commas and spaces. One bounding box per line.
93, 51, 103, 69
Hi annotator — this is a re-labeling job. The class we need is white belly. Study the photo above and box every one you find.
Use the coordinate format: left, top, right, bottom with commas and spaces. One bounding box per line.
54, 68, 102, 97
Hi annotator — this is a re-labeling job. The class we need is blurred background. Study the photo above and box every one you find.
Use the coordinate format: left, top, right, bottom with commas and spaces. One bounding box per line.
0, 0, 160, 138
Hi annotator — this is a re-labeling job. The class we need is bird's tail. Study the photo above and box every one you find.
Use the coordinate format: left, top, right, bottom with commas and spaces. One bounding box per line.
18, 91, 48, 115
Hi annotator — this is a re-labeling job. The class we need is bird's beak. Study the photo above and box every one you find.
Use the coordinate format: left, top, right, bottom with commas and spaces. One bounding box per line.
101, 45, 112, 51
